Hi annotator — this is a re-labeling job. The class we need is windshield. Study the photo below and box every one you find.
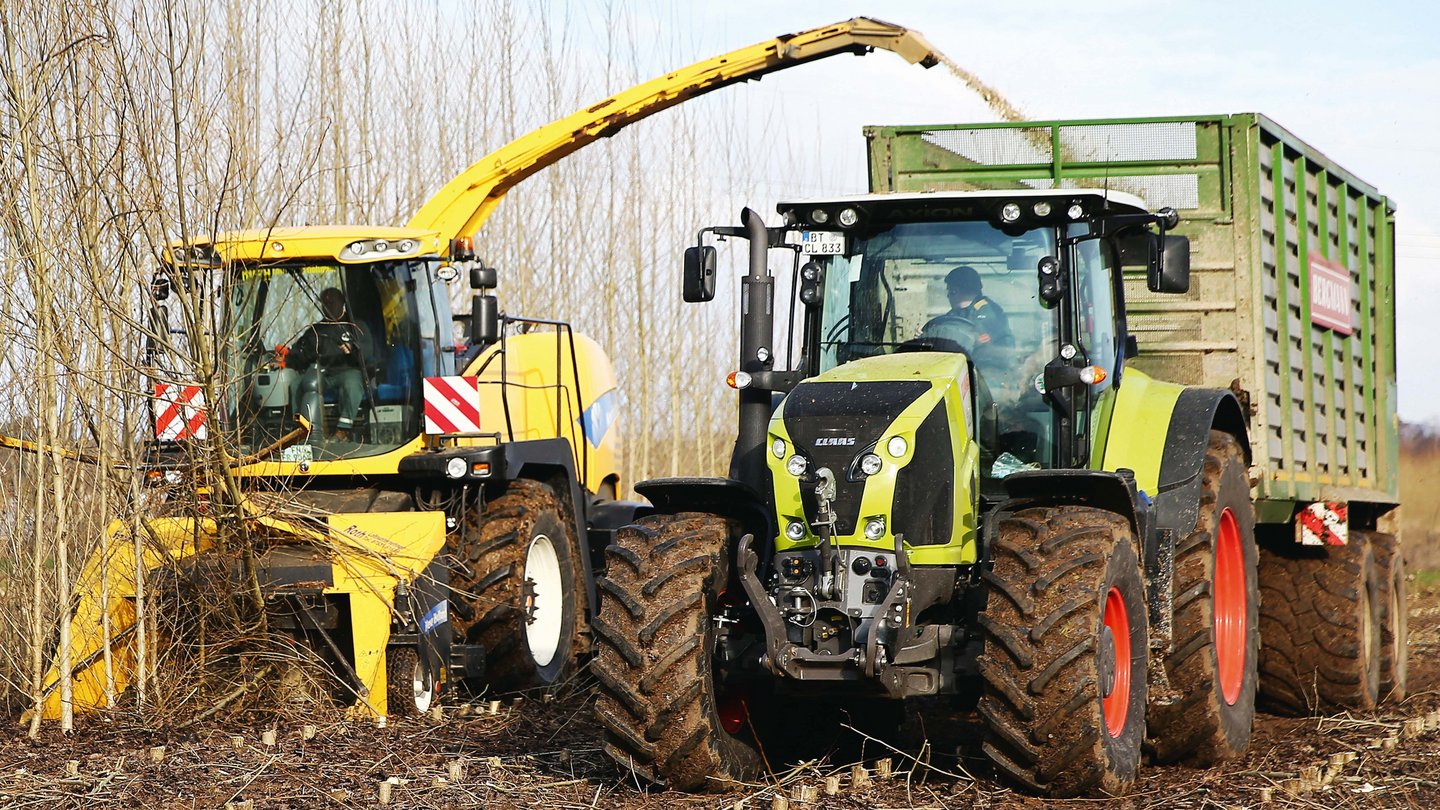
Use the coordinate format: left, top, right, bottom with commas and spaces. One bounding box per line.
812, 219, 1059, 476
226, 260, 434, 461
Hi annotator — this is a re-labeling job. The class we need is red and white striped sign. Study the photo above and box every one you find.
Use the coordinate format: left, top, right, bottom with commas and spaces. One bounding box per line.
154, 383, 207, 440
1296, 501, 1348, 546
423, 376, 481, 434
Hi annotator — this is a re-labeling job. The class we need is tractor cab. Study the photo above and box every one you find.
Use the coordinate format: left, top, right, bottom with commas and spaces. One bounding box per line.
774, 189, 1187, 492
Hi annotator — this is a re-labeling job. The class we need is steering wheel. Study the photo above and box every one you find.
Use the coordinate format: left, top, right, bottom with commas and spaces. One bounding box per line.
896, 336, 969, 354
915, 313, 980, 354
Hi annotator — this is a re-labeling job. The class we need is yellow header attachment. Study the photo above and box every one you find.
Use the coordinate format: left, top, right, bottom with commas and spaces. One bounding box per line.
406, 16, 939, 244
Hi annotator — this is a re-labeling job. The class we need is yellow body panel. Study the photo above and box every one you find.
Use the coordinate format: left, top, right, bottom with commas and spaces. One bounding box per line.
1097, 367, 1185, 495
768, 352, 979, 566
40, 506, 447, 720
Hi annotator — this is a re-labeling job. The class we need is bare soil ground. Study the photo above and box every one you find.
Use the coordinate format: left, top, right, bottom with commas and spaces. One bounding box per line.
6, 582, 1440, 809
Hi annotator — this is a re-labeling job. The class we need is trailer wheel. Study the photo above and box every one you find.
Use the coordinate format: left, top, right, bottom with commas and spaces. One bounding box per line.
1148, 431, 1259, 764
458, 479, 587, 691
1257, 534, 1380, 713
1366, 531, 1408, 702
385, 646, 434, 717
591, 513, 761, 790
978, 506, 1148, 797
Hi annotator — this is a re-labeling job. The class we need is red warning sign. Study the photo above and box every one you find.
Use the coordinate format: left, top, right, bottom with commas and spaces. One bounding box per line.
423, 376, 481, 435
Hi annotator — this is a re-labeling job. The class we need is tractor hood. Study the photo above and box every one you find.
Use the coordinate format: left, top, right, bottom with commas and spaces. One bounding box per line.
766, 351, 979, 564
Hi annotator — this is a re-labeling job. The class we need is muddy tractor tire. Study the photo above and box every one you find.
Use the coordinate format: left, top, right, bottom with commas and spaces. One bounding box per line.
591, 513, 762, 790
452, 479, 588, 692
1148, 431, 1259, 764
1366, 531, 1408, 702
978, 506, 1148, 797
1257, 534, 1381, 713
385, 645, 435, 717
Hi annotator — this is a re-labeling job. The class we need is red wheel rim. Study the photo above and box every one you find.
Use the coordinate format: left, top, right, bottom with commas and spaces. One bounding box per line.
1214, 507, 1246, 705
1102, 587, 1131, 738
718, 687, 748, 735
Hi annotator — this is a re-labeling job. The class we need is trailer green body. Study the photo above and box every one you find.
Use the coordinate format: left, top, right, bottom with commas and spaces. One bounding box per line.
866, 113, 1399, 525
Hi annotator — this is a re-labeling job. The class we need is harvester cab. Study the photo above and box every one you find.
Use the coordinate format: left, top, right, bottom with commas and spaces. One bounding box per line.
593, 191, 1218, 796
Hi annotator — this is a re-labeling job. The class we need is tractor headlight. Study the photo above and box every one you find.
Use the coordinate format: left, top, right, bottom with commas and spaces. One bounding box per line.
445, 458, 468, 479
771, 438, 787, 459
786, 455, 808, 477
1067, 202, 1085, 220
858, 453, 882, 476
837, 207, 860, 228
864, 518, 886, 540
886, 436, 907, 458
1032, 201, 1052, 217
786, 520, 807, 540
810, 208, 830, 225
1000, 202, 1022, 223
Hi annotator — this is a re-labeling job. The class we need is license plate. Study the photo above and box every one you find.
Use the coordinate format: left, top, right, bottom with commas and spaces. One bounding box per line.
795, 231, 845, 256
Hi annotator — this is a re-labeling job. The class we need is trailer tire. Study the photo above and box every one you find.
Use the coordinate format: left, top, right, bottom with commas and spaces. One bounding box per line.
1148, 431, 1259, 764
591, 513, 762, 790
1366, 531, 1408, 702
1257, 535, 1380, 713
456, 479, 587, 692
978, 506, 1148, 797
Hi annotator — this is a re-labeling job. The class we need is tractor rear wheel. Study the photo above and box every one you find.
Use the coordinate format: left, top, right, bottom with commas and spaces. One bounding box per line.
454, 479, 587, 692
1148, 430, 1259, 764
1257, 535, 1381, 713
591, 513, 762, 790
978, 506, 1148, 797
1366, 531, 1408, 702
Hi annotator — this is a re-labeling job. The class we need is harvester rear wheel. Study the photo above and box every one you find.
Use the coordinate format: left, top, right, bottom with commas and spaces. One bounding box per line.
978, 506, 1148, 797
1366, 531, 1408, 702
591, 513, 762, 790
458, 479, 587, 692
1257, 534, 1380, 713
1148, 430, 1259, 764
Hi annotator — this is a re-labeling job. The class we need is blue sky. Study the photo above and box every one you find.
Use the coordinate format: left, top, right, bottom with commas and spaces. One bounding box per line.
572, 0, 1439, 422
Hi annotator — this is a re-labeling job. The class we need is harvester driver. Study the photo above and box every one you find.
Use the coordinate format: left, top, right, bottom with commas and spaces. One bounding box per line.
288, 287, 373, 441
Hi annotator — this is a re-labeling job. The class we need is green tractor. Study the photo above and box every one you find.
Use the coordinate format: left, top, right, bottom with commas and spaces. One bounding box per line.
592, 189, 1260, 795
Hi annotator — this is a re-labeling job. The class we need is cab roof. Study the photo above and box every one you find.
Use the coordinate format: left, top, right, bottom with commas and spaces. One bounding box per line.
166, 225, 445, 264
778, 187, 1151, 215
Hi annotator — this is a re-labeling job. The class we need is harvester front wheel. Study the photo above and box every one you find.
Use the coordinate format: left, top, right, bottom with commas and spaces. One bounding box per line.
591, 513, 762, 790
1366, 531, 1408, 702
385, 646, 435, 717
978, 506, 1148, 797
462, 479, 587, 691
1257, 534, 1381, 713
1148, 430, 1259, 764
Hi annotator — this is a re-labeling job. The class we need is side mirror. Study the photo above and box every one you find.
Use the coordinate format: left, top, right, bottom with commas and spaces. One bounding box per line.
471, 294, 499, 347
1148, 234, 1191, 293
469, 266, 497, 290
683, 245, 717, 303
151, 272, 171, 301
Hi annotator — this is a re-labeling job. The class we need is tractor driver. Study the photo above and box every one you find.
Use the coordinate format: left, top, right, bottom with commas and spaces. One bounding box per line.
287, 287, 373, 441
921, 265, 1013, 354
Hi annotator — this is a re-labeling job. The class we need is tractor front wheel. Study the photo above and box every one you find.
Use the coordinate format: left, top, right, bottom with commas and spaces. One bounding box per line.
978, 506, 1148, 797
591, 513, 762, 790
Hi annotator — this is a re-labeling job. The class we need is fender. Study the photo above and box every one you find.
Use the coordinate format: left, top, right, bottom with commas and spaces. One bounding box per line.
1152, 388, 1249, 540
499, 437, 599, 615
633, 477, 777, 560
992, 468, 1145, 542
